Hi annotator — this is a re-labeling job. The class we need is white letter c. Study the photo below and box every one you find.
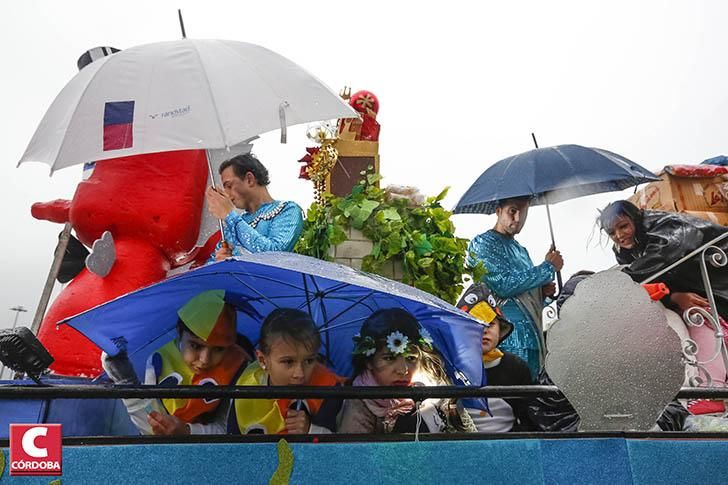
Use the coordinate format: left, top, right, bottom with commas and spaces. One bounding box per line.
21, 427, 48, 458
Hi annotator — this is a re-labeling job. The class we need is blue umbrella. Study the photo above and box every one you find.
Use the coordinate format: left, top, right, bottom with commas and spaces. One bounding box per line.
453, 144, 659, 215
453, 143, 659, 291
61, 253, 486, 387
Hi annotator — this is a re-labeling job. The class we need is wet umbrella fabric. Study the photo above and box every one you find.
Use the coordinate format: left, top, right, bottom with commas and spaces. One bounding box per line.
453, 144, 659, 215
18, 39, 357, 173
62, 253, 486, 385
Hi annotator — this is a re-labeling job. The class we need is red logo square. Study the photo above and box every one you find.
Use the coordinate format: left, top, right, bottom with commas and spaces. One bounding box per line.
9, 424, 62, 476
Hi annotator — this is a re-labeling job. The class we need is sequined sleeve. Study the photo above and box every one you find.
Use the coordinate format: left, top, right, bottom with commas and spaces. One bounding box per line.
468, 233, 555, 298
224, 202, 304, 253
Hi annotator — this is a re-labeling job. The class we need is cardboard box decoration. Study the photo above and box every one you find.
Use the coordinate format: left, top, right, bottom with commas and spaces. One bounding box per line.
628, 165, 728, 225
682, 210, 728, 226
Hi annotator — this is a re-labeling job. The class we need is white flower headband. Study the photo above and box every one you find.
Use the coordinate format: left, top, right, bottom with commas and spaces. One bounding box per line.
353, 327, 434, 357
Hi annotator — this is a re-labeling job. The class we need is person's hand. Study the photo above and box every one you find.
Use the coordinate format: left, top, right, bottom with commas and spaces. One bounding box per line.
215, 243, 233, 261
206, 186, 235, 219
285, 409, 310, 434
542, 282, 557, 298
670, 292, 710, 313
545, 248, 564, 272
147, 411, 190, 436
101, 351, 140, 385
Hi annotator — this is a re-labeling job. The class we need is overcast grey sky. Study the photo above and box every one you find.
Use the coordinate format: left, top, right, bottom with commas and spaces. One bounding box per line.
2, 1, 726, 330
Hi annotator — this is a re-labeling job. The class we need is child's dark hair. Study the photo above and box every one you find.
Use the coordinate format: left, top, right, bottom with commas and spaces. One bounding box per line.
352, 308, 449, 383
258, 308, 321, 355
176, 320, 190, 339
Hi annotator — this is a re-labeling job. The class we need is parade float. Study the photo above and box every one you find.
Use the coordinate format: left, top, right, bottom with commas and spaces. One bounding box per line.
1, 32, 728, 485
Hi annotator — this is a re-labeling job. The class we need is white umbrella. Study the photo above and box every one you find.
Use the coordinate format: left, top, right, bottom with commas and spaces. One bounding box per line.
18, 38, 358, 173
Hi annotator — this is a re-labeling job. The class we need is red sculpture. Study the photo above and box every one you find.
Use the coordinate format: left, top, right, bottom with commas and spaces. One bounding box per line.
340, 90, 380, 142
31, 150, 209, 376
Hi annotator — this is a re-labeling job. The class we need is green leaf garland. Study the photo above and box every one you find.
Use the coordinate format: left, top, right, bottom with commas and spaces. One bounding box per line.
295, 170, 485, 304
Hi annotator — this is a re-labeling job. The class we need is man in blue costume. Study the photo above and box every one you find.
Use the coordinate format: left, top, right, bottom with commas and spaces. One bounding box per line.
206, 153, 304, 260
467, 197, 563, 378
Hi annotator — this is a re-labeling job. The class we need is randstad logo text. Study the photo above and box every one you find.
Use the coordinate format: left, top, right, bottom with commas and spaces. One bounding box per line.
9, 424, 62, 476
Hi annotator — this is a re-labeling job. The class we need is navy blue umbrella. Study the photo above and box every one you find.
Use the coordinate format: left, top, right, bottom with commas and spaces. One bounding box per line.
62, 253, 486, 387
453, 144, 659, 215
454, 143, 658, 291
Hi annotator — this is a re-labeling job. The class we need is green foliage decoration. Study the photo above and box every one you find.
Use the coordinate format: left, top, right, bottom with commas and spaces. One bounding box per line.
295, 169, 485, 304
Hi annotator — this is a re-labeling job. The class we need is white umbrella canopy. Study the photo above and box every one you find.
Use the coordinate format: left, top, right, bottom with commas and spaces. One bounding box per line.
18, 38, 358, 173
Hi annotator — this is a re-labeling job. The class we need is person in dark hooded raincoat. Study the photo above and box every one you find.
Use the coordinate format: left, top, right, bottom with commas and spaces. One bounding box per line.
597, 200, 728, 318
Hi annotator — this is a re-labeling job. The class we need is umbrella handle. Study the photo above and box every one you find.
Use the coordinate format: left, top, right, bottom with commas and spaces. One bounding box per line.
555, 269, 563, 295
206, 151, 229, 248
547, 243, 563, 299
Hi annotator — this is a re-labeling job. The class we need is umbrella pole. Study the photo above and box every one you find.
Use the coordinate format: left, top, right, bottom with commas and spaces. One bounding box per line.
544, 200, 557, 248
31, 222, 72, 335
206, 152, 228, 249
177, 9, 187, 39
544, 198, 563, 292
531, 133, 563, 294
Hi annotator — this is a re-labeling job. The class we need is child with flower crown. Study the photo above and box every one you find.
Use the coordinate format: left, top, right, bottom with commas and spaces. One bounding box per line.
228, 308, 344, 434
338, 308, 475, 434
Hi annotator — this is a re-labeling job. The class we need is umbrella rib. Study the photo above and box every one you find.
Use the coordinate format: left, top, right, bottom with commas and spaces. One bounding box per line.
311, 294, 375, 302
296, 300, 312, 312
229, 270, 305, 292
242, 294, 305, 302
309, 274, 324, 294
319, 282, 351, 296
320, 290, 377, 328
127, 330, 177, 361
316, 280, 332, 361
302, 274, 314, 316
230, 274, 281, 308
303, 294, 379, 319
316, 294, 379, 313
318, 292, 331, 325
318, 315, 369, 333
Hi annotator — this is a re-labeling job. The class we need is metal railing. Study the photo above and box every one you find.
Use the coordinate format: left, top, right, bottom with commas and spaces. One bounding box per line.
1, 383, 727, 446
1, 383, 727, 400
641, 231, 728, 388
